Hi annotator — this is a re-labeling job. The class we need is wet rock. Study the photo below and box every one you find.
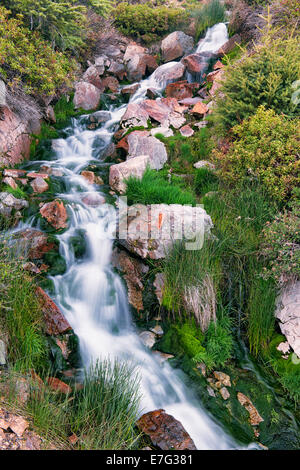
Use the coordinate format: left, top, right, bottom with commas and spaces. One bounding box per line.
47, 377, 71, 394
30, 177, 49, 194
193, 160, 215, 170
40, 200, 68, 230
122, 204, 213, 259
120, 102, 149, 129
127, 132, 168, 170
73, 81, 101, 111
165, 80, 199, 100
83, 65, 102, 89
102, 76, 119, 93
136, 409, 196, 450
153, 62, 186, 84
217, 34, 241, 57
88, 110, 111, 125
12, 228, 54, 259
181, 53, 211, 74
237, 392, 264, 427
180, 124, 194, 137
81, 193, 105, 207
275, 280, 300, 358
121, 83, 139, 96
109, 155, 150, 194
2, 176, 18, 189
214, 371, 231, 387
139, 331, 156, 349
146, 88, 158, 100
161, 31, 194, 63
36, 286, 71, 336
0, 107, 31, 166
81, 170, 95, 184
152, 351, 174, 365
192, 101, 208, 116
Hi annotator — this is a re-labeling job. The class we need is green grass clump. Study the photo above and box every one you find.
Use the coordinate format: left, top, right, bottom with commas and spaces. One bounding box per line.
3, 185, 27, 200
0, 240, 48, 372
159, 321, 205, 359
192, 0, 226, 40
125, 168, 196, 206
194, 167, 219, 196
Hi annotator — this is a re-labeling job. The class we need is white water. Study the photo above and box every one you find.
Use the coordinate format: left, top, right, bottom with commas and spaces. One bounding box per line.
19, 24, 249, 449
196, 22, 229, 54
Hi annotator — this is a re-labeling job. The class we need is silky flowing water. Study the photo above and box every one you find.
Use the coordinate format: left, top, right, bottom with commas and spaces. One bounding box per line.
16, 24, 256, 449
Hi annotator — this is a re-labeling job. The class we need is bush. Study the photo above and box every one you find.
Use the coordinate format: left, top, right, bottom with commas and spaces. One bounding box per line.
0, 6, 76, 95
113, 2, 188, 40
125, 168, 196, 206
213, 107, 300, 202
214, 26, 300, 132
261, 194, 300, 283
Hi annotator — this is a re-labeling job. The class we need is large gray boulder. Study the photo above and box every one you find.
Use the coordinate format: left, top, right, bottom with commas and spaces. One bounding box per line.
109, 155, 150, 194
161, 31, 194, 63
127, 133, 167, 170
73, 81, 101, 111
153, 62, 186, 85
276, 280, 300, 358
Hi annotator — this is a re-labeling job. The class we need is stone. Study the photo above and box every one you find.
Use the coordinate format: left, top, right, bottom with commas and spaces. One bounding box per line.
127, 133, 168, 170
139, 331, 156, 349
69, 434, 78, 446
0, 192, 28, 216
208, 70, 225, 97
94, 55, 106, 75
109, 155, 150, 194
81, 170, 95, 184
213, 60, 224, 70
196, 363, 206, 376
153, 62, 186, 84
207, 386, 216, 397
219, 387, 230, 400
8, 416, 29, 437
88, 110, 111, 125
83, 65, 102, 89
102, 76, 119, 93
22, 262, 41, 274
192, 101, 208, 116
36, 286, 71, 336
137, 409, 196, 450
275, 280, 300, 357
217, 34, 241, 57
12, 228, 55, 259
183, 279, 216, 332
108, 60, 126, 80
181, 52, 212, 74
2, 176, 18, 189
0, 340, 6, 365
3, 169, 27, 178
45, 105, 56, 123
180, 125, 194, 137
30, 177, 49, 194
47, 377, 72, 394
150, 127, 174, 138
123, 44, 158, 81
73, 81, 101, 111
27, 172, 49, 179
193, 160, 215, 170
0, 107, 31, 166
120, 102, 149, 129
146, 88, 158, 100
14, 378, 30, 404
122, 204, 213, 260
161, 31, 194, 62
81, 193, 105, 207
213, 371, 231, 387
237, 392, 264, 426
277, 341, 290, 355
193, 121, 208, 130
140, 98, 187, 129
40, 200, 68, 230
153, 272, 165, 305
150, 325, 164, 336
121, 84, 139, 96
165, 80, 199, 100
178, 97, 202, 107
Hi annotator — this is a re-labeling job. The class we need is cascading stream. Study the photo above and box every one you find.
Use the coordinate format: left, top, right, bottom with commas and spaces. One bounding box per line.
18, 24, 252, 449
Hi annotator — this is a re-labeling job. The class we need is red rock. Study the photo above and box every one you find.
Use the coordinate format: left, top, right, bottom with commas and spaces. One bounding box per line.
217, 34, 241, 57
0, 107, 31, 166
121, 84, 139, 96
180, 125, 194, 137
47, 377, 72, 394
2, 176, 18, 189
81, 170, 95, 184
192, 102, 208, 116
102, 76, 119, 93
136, 409, 196, 450
213, 60, 224, 70
36, 286, 71, 336
161, 31, 194, 62
83, 65, 102, 90
14, 228, 55, 259
69, 433, 78, 446
30, 177, 49, 194
40, 200, 68, 230
181, 53, 208, 74
116, 135, 129, 152
209, 70, 225, 96
8, 416, 29, 437
144, 54, 158, 74
27, 172, 49, 179
3, 169, 27, 178
73, 81, 101, 111
206, 69, 223, 82
165, 80, 199, 100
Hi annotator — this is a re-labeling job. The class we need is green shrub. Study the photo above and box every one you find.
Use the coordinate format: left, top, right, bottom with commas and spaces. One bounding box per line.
191, 0, 226, 40
261, 194, 300, 283
159, 321, 205, 358
125, 168, 196, 206
214, 27, 300, 132
213, 107, 300, 202
113, 2, 188, 40
0, 6, 76, 95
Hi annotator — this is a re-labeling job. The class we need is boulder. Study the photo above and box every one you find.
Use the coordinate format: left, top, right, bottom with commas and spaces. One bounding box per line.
120, 102, 149, 129
217, 34, 241, 57
102, 76, 119, 93
181, 52, 215, 74
192, 101, 208, 116
2, 169, 27, 178
107, 60, 126, 80
127, 132, 168, 170
141, 98, 187, 129
275, 280, 300, 358
36, 287, 71, 336
165, 80, 199, 100
0, 107, 31, 166
2, 176, 18, 190
209, 69, 225, 96
153, 62, 186, 84
109, 155, 150, 194
122, 204, 213, 259
161, 31, 194, 62
121, 84, 139, 96
82, 65, 102, 89
123, 43, 158, 81
30, 177, 49, 194
180, 124, 194, 137
81, 170, 95, 184
0, 192, 28, 216
179, 97, 202, 107
73, 81, 101, 111
12, 228, 55, 259
139, 331, 156, 349
88, 110, 111, 125
40, 200, 68, 230
136, 409, 196, 450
